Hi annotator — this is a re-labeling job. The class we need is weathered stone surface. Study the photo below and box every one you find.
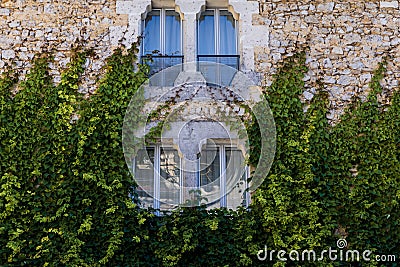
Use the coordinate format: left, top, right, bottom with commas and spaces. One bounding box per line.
109, 25, 127, 46
380, 1, 399, 8
332, 47, 344, 55
324, 76, 336, 84
0, 0, 127, 94
343, 33, 362, 45
360, 73, 372, 83
323, 58, 333, 68
2, 50, 15, 59
303, 91, 314, 100
0, 37, 15, 49
9, 22, 20, 28
316, 2, 335, 12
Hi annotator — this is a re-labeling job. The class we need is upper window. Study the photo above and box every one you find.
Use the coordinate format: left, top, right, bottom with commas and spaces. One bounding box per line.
141, 9, 183, 77
197, 9, 239, 85
197, 9, 237, 56
197, 9, 238, 67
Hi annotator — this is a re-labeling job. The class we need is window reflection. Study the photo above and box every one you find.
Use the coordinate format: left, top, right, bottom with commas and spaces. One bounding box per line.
134, 145, 248, 210
160, 148, 180, 210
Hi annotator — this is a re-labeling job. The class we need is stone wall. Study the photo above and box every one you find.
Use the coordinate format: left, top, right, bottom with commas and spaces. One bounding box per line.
0, 0, 399, 117
255, 0, 400, 119
0, 0, 128, 93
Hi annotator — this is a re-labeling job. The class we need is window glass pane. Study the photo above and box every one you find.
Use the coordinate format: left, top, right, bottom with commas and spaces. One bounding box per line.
197, 9, 238, 85
219, 10, 236, 55
200, 145, 220, 206
200, 146, 220, 187
165, 10, 181, 55
143, 10, 160, 55
134, 148, 155, 208
225, 148, 247, 209
159, 148, 181, 209
198, 10, 215, 55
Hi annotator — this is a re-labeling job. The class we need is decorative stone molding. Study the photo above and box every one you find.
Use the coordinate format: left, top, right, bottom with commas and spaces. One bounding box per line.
115, 0, 151, 47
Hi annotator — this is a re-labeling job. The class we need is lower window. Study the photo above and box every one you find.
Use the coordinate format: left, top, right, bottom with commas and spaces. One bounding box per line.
133, 143, 249, 210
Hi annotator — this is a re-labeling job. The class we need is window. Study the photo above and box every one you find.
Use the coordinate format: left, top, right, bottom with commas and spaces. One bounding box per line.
197, 9, 238, 57
197, 9, 239, 85
134, 146, 181, 210
133, 143, 249, 210
141, 9, 183, 83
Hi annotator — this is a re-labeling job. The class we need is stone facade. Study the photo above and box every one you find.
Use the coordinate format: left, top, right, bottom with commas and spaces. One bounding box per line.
0, 0, 399, 119
256, 0, 400, 119
0, 0, 128, 93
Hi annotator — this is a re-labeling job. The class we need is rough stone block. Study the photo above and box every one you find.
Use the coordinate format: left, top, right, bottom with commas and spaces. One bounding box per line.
324, 76, 336, 84
350, 60, 365, 70
380, 1, 399, 8
317, 2, 335, 12
35, 30, 44, 38
0, 8, 10, 16
2, 50, 16, 60
323, 58, 333, 68
337, 75, 356, 85
0, 37, 14, 49
332, 47, 344, 55
9, 22, 20, 28
303, 91, 314, 100
44, 4, 55, 14
360, 73, 372, 83
343, 33, 361, 45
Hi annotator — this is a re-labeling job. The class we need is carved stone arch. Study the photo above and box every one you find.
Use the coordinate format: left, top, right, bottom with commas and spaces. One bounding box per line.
150, 0, 184, 19
139, 2, 152, 21
197, 2, 239, 19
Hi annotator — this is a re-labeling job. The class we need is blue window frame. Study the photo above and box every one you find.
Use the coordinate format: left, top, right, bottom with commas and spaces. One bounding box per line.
197, 9, 237, 56
197, 9, 239, 85
141, 9, 183, 79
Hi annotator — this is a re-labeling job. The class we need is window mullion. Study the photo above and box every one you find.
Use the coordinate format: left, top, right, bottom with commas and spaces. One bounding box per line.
154, 145, 160, 210
179, 12, 183, 56
160, 9, 165, 84
220, 145, 226, 207
235, 19, 239, 55
215, 9, 219, 56
197, 157, 200, 189
245, 165, 250, 208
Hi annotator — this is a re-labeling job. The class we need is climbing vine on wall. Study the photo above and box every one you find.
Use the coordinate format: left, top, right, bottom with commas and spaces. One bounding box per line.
0, 45, 399, 266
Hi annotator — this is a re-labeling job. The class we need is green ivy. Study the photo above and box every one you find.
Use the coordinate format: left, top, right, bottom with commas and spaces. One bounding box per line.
1, 46, 399, 266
